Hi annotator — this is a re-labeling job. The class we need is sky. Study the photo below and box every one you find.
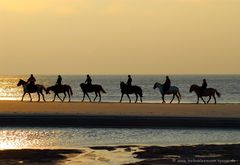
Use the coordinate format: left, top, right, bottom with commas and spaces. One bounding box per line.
0, 0, 240, 75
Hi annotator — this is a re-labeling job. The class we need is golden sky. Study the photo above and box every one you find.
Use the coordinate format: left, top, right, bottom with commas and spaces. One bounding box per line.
0, 0, 239, 75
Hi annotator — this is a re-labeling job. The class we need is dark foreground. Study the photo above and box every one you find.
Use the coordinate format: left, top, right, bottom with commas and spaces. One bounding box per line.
0, 144, 239, 165
127, 144, 240, 165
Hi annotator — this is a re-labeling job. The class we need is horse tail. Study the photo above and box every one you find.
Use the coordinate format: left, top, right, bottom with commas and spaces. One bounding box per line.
216, 90, 221, 97
69, 86, 73, 96
100, 86, 106, 93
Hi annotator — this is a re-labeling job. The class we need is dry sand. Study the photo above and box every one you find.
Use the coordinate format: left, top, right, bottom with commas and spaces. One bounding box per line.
0, 100, 239, 118
0, 101, 239, 127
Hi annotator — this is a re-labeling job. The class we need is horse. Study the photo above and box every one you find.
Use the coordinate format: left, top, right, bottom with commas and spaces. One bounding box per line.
120, 82, 143, 103
153, 82, 181, 104
17, 79, 47, 102
80, 83, 106, 102
46, 85, 73, 102
189, 84, 220, 104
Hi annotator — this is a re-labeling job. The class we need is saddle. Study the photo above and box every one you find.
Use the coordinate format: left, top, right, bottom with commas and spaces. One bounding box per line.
27, 84, 37, 91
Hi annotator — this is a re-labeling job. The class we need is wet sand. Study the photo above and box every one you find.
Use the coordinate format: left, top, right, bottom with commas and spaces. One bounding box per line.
0, 101, 239, 127
0, 144, 239, 165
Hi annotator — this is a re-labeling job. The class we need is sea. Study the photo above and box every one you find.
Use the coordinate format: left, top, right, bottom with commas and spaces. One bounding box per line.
0, 74, 239, 103
0, 75, 239, 150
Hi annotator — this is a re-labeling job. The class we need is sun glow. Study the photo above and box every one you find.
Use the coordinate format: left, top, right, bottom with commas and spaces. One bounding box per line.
0, 141, 19, 150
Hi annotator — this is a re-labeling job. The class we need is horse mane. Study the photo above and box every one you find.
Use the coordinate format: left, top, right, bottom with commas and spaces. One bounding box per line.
190, 84, 199, 92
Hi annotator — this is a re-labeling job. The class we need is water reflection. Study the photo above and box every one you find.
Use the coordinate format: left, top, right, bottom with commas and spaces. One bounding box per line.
0, 129, 58, 149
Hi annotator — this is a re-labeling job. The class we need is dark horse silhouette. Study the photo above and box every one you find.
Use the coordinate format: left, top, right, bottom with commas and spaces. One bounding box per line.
46, 85, 73, 102
17, 79, 47, 102
80, 83, 106, 102
120, 82, 143, 103
190, 84, 221, 104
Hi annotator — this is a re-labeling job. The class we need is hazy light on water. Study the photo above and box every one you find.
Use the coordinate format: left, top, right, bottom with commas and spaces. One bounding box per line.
0, 75, 239, 103
0, 128, 240, 150
0, 129, 58, 149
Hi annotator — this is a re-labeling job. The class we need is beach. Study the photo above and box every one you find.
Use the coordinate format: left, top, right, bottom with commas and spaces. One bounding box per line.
0, 101, 239, 164
0, 101, 239, 127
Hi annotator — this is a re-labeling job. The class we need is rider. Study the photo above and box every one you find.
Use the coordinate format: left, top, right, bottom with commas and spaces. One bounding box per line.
27, 74, 36, 90
163, 76, 171, 94
127, 75, 132, 87
56, 75, 62, 86
85, 74, 92, 86
201, 79, 207, 95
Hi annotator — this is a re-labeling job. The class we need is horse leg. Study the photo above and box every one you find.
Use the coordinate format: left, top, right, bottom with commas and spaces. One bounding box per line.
127, 94, 131, 103
176, 93, 180, 104
120, 94, 124, 103
28, 93, 32, 102
162, 95, 165, 103
93, 92, 98, 102
176, 94, 180, 104
200, 96, 206, 104
207, 96, 211, 104
140, 96, 143, 103
135, 94, 138, 103
53, 94, 56, 102
37, 92, 40, 102
213, 95, 217, 104
82, 93, 85, 102
86, 93, 91, 102
21, 92, 26, 102
99, 92, 101, 102
170, 94, 175, 104
57, 94, 63, 102
63, 92, 66, 102
41, 92, 45, 102
67, 91, 71, 102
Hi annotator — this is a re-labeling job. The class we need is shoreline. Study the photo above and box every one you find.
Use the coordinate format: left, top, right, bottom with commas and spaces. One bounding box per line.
0, 101, 239, 128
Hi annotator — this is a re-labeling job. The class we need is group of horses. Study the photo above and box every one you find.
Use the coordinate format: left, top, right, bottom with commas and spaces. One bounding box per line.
17, 79, 221, 104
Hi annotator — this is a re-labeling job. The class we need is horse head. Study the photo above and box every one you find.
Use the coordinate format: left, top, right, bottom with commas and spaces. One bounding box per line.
189, 84, 199, 93
120, 82, 126, 89
46, 87, 51, 94
17, 79, 26, 86
153, 82, 162, 89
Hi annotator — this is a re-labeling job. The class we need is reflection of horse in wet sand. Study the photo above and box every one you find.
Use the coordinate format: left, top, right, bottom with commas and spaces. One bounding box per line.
17, 79, 47, 102
80, 83, 106, 102
46, 85, 73, 102
190, 84, 220, 104
153, 82, 181, 104
120, 82, 143, 103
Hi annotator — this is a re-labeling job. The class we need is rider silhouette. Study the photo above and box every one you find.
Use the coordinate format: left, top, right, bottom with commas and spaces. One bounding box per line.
201, 79, 207, 95
27, 74, 36, 90
56, 75, 62, 86
163, 76, 171, 94
85, 75, 92, 86
127, 75, 132, 86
